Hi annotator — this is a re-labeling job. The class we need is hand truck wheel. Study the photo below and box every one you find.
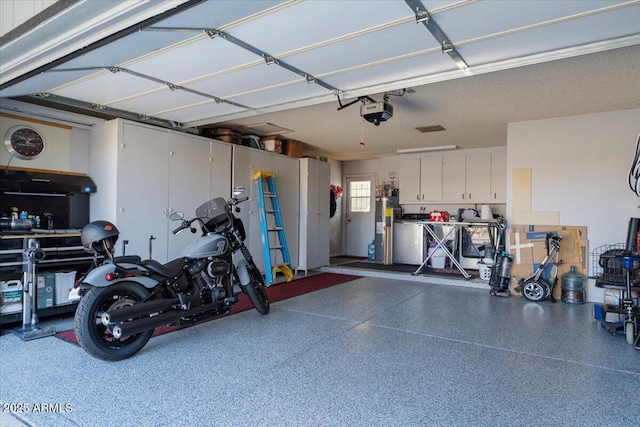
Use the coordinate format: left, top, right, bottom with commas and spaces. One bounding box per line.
522, 280, 550, 302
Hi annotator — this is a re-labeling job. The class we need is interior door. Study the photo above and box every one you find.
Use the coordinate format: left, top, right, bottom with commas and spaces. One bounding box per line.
344, 175, 375, 257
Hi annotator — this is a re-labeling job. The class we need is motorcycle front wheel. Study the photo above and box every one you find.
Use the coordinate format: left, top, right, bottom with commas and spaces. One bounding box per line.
243, 264, 270, 314
74, 282, 154, 361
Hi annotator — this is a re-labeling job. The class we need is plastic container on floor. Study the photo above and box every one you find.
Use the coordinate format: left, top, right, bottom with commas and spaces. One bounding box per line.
478, 262, 492, 280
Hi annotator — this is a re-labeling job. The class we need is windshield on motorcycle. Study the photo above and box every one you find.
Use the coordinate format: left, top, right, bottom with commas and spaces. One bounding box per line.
196, 198, 229, 231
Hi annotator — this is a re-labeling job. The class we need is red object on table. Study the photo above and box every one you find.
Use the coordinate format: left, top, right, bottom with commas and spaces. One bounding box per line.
429, 210, 449, 222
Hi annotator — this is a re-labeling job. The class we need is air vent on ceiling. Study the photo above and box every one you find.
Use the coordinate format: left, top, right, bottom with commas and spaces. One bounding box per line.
415, 125, 446, 133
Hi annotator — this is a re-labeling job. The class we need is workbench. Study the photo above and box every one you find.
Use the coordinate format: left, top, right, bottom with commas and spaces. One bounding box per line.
0, 230, 94, 326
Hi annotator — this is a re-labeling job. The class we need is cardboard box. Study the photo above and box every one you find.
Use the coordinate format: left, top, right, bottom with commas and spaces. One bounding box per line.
261, 137, 282, 153
282, 139, 304, 158
55, 271, 76, 305
509, 228, 583, 266
36, 274, 55, 309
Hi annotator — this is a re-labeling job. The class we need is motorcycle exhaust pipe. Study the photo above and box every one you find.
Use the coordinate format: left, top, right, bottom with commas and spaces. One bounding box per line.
102, 298, 180, 325
111, 301, 226, 340
112, 310, 182, 340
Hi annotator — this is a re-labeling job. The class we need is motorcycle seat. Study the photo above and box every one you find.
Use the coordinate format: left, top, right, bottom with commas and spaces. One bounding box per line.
141, 258, 185, 278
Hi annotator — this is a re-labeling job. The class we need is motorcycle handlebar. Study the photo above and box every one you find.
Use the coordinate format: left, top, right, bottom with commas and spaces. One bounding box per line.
173, 222, 187, 235
173, 198, 249, 235
173, 218, 200, 235
226, 196, 249, 209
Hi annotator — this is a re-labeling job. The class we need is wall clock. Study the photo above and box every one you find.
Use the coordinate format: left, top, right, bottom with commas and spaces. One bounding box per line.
4, 125, 45, 160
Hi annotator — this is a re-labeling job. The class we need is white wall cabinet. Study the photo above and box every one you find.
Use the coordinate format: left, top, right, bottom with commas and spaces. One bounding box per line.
463, 152, 492, 202
117, 123, 171, 261
231, 146, 300, 274
299, 158, 330, 273
442, 154, 467, 202
490, 149, 507, 202
399, 157, 420, 204
167, 132, 229, 261
399, 148, 505, 204
398, 156, 443, 203
90, 119, 230, 263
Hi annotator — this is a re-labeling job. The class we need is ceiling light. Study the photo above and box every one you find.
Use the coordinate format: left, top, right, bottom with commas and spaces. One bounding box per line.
396, 145, 457, 154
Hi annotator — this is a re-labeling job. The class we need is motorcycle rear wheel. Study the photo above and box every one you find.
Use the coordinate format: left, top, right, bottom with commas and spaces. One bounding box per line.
244, 264, 270, 314
74, 282, 154, 361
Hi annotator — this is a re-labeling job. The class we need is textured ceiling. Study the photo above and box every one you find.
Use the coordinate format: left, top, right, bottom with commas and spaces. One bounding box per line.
1, 0, 640, 160
239, 44, 640, 160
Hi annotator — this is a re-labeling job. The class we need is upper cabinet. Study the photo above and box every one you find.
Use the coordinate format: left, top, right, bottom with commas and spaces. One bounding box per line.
398, 156, 443, 204
442, 152, 491, 202
399, 148, 505, 204
490, 149, 506, 202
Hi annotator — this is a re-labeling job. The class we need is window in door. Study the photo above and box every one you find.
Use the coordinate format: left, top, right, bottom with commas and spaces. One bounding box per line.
349, 180, 371, 213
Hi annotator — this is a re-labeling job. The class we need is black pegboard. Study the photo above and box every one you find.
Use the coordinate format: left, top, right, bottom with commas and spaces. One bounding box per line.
0, 193, 89, 229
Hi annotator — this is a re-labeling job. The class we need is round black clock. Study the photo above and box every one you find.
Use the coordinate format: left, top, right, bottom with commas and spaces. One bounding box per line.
4, 125, 45, 160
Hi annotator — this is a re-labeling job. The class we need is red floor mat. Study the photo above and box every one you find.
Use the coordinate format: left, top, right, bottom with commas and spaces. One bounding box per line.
55, 272, 361, 345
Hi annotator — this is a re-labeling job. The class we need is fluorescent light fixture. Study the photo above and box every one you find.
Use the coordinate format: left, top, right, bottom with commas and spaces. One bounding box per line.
396, 145, 457, 154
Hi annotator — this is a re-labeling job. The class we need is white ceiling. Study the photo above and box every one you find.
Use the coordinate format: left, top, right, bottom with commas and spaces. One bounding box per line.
1, 0, 640, 161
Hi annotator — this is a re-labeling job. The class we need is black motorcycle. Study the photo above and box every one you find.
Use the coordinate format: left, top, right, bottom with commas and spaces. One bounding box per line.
74, 187, 269, 361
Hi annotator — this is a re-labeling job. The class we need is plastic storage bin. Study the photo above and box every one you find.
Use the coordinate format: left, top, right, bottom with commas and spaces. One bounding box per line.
429, 243, 449, 269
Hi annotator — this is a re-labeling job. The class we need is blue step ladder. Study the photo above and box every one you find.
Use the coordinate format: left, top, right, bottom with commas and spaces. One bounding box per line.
253, 171, 293, 286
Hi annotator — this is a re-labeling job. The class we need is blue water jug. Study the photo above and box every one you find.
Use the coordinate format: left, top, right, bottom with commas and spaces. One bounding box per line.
367, 240, 375, 260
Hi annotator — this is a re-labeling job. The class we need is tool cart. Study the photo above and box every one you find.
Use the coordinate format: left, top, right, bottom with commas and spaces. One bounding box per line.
591, 243, 640, 347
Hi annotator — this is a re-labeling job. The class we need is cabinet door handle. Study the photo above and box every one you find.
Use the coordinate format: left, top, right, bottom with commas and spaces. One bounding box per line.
462, 193, 465, 200
468, 193, 471, 200
422, 194, 424, 200
416, 194, 419, 201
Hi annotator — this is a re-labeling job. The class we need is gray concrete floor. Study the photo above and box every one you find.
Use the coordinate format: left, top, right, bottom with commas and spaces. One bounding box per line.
1, 273, 638, 427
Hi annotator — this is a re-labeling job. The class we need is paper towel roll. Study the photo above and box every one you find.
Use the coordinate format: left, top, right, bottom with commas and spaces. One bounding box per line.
480, 205, 493, 220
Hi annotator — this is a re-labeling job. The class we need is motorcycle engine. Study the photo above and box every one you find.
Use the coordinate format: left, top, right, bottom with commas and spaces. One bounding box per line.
207, 259, 230, 277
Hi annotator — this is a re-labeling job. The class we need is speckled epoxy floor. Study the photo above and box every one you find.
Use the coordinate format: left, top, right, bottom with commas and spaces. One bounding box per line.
1, 276, 638, 427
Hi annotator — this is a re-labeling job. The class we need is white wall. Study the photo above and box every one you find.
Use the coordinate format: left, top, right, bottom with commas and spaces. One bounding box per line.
507, 108, 640, 302
342, 157, 400, 186
0, 114, 81, 172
